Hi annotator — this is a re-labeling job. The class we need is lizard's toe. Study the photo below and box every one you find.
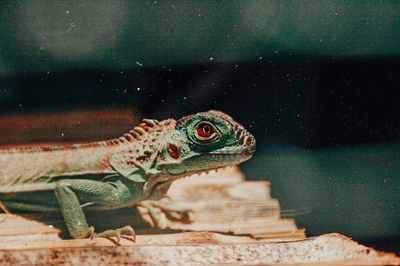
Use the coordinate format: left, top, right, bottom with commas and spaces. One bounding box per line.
88, 226, 95, 239
93, 226, 136, 243
120, 225, 136, 242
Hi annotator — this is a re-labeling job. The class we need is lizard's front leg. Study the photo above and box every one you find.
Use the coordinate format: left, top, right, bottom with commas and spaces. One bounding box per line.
54, 179, 135, 242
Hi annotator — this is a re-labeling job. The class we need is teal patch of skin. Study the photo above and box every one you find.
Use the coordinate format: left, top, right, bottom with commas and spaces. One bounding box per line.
165, 110, 255, 177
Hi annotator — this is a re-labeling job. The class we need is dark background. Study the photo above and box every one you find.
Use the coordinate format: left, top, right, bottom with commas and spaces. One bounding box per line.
0, 1, 399, 253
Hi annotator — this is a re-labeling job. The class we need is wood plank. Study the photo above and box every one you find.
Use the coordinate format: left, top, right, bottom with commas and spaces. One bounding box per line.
0, 164, 397, 265
0, 233, 397, 265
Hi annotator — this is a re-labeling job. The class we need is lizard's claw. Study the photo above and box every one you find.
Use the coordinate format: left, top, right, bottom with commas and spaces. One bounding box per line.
88, 226, 96, 239
137, 199, 193, 228
92, 225, 136, 243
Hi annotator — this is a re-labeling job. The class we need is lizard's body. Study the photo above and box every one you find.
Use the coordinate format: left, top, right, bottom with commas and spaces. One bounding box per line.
0, 111, 255, 241
0, 144, 113, 185
0, 142, 142, 212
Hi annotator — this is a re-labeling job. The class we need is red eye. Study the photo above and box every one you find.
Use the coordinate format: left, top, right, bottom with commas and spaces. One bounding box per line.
196, 122, 215, 139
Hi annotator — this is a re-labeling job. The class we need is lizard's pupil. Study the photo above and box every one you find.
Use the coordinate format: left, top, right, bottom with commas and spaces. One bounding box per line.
197, 123, 213, 138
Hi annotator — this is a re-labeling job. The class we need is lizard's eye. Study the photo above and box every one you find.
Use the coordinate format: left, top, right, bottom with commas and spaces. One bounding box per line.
195, 122, 218, 142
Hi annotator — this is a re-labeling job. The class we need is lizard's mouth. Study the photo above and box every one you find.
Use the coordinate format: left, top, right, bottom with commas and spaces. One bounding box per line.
165, 150, 254, 177
209, 151, 255, 157
208, 149, 255, 160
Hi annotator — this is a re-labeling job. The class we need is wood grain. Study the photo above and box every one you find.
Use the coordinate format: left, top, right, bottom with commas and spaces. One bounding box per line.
0, 231, 397, 266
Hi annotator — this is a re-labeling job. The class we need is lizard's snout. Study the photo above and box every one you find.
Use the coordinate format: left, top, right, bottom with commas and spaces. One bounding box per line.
245, 135, 256, 152
237, 128, 256, 154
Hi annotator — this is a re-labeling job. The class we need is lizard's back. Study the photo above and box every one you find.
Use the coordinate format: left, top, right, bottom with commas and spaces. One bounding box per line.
0, 143, 114, 186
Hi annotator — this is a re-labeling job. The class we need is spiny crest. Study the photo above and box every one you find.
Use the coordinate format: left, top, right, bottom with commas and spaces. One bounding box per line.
120, 119, 160, 142
109, 118, 175, 146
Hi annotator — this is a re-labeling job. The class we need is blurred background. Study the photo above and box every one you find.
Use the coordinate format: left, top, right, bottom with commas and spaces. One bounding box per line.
0, 1, 399, 253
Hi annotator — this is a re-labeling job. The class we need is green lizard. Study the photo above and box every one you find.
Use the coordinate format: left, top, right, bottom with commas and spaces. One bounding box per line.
0, 110, 255, 241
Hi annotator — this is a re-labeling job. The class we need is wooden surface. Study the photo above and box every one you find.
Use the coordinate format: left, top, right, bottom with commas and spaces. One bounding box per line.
0, 166, 398, 265
0, 232, 397, 265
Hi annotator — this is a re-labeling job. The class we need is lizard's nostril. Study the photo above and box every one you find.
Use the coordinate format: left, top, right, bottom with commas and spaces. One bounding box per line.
245, 136, 254, 146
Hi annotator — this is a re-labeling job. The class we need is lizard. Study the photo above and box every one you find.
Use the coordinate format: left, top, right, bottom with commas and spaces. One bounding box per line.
0, 110, 255, 242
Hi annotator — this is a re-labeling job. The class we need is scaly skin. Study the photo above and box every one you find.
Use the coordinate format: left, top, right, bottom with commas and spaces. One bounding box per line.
0, 110, 255, 241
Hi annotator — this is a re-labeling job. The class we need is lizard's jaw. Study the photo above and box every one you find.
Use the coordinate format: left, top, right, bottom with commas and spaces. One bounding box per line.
145, 150, 254, 197
165, 150, 254, 176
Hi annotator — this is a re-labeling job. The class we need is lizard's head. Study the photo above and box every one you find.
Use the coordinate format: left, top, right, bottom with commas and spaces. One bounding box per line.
160, 110, 255, 176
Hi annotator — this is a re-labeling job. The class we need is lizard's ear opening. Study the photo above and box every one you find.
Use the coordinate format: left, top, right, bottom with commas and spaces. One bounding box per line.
166, 143, 180, 159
